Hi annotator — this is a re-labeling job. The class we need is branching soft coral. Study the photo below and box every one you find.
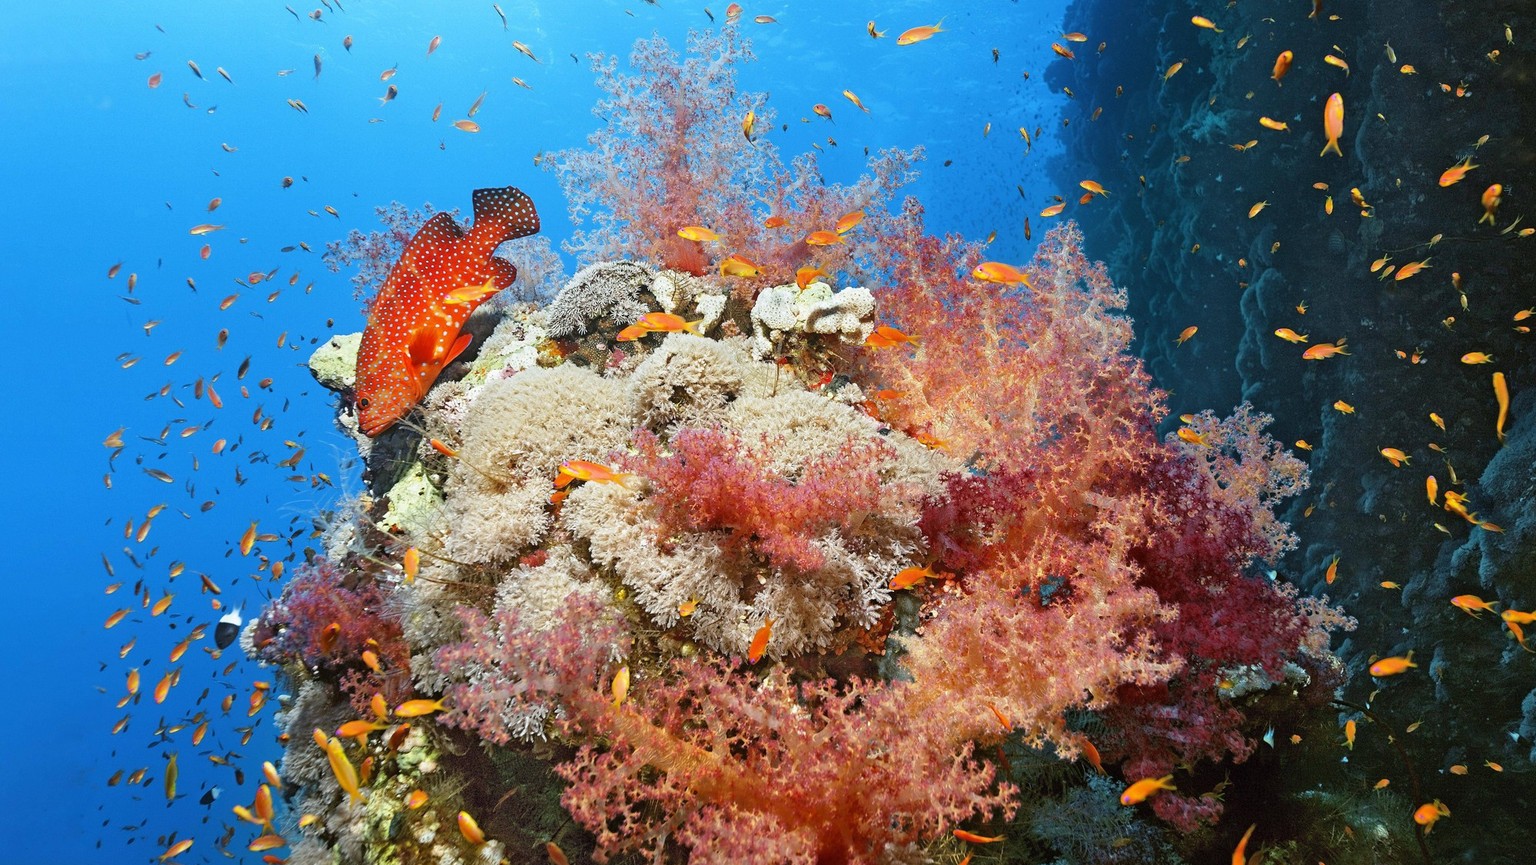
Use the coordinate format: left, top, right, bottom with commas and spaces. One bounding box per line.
252, 559, 412, 709
623, 426, 895, 572
436, 593, 1016, 865
548, 26, 922, 289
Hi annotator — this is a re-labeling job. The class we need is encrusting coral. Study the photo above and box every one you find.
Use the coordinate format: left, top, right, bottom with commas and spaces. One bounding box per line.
249, 23, 1349, 865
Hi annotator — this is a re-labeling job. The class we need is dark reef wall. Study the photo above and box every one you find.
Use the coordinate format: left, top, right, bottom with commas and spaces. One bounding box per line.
1046, 0, 1535, 860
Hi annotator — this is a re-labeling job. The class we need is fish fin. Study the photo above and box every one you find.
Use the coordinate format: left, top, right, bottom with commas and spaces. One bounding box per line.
405, 327, 442, 370
468, 186, 540, 258
443, 332, 474, 366
488, 257, 518, 291
402, 212, 465, 264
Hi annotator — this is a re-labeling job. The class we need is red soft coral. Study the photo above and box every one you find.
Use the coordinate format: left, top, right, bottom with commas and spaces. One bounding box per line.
622, 427, 894, 572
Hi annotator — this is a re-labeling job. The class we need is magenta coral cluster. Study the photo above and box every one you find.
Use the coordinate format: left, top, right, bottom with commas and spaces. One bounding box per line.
253, 558, 411, 709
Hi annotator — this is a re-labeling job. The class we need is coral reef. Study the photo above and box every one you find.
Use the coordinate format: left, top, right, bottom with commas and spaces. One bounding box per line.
246, 25, 1346, 865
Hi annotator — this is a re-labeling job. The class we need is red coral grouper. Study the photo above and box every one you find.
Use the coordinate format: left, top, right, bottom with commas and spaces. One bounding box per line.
354, 186, 539, 436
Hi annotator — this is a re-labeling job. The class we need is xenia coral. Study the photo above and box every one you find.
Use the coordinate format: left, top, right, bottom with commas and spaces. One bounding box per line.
247, 24, 1347, 865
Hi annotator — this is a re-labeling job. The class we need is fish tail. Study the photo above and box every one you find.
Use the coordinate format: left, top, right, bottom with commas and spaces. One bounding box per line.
470, 186, 541, 252
1480, 211, 1495, 225
1320, 138, 1342, 157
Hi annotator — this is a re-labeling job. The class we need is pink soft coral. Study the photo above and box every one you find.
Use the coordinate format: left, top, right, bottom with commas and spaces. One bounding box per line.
436, 593, 1016, 865
548, 26, 921, 293
622, 427, 896, 572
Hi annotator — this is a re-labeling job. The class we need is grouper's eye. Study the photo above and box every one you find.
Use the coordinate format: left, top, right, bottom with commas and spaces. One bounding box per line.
358, 398, 370, 408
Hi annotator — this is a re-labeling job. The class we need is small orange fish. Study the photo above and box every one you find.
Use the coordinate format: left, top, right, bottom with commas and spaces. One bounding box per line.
1231, 824, 1256, 865
1333, 400, 1355, 414
1120, 775, 1176, 805
1492, 370, 1505, 442
1438, 157, 1477, 187
458, 811, 486, 844
1368, 652, 1417, 677
1259, 116, 1290, 132
453, 119, 481, 133
842, 90, 869, 113
1395, 258, 1432, 281
1320, 93, 1344, 157
427, 35, 442, 55
890, 565, 947, 590
1325, 556, 1339, 585
1040, 203, 1066, 217
394, 698, 448, 718
795, 266, 825, 290
812, 103, 833, 121
1175, 325, 1198, 345
719, 253, 763, 278
1344, 718, 1357, 749
972, 261, 1030, 286
1413, 799, 1450, 834
1163, 60, 1184, 80
323, 735, 365, 803
952, 829, 1004, 843
1460, 351, 1494, 364
896, 20, 945, 46
1379, 447, 1410, 467
1273, 328, 1309, 343
555, 459, 634, 487
762, 214, 787, 229
1080, 179, 1108, 196
1480, 184, 1503, 224
1190, 15, 1223, 32
1052, 43, 1076, 60
355, 187, 539, 436
747, 618, 774, 663
834, 210, 866, 234
1272, 50, 1293, 83
804, 229, 844, 246
677, 225, 721, 242
610, 664, 630, 709
406, 789, 429, 809
1302, 340, 1349, 360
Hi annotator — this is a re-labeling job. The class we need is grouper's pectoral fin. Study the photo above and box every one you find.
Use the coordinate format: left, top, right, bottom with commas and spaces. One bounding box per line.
442, 332, 473, 366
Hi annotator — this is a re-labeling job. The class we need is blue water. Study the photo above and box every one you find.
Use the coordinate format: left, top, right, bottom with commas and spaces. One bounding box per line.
5, 2, 1065, 862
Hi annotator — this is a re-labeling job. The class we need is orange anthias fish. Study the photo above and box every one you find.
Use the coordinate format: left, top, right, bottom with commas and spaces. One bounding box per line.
1320, 92, 1344, 157
1120, 775, 1176, 805
354, 187, 540, 436
1302, 339, 1349, 360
